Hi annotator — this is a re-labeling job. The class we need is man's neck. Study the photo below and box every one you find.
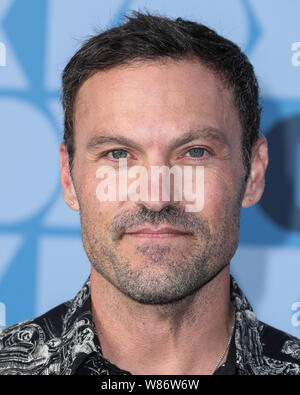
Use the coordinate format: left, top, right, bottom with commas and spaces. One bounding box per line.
90, 266, 233, 375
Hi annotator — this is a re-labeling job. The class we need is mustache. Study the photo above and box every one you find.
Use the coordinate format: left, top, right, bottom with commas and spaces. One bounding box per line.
109, 204, 210, 240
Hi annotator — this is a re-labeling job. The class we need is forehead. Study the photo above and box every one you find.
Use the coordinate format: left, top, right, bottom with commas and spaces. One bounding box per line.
73, 59, 241, 147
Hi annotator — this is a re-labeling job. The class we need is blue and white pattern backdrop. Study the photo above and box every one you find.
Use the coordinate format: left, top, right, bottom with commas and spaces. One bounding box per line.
0, 0, 300, 337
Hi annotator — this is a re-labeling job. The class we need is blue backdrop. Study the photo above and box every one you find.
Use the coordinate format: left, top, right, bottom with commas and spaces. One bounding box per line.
0, 0, 299, 337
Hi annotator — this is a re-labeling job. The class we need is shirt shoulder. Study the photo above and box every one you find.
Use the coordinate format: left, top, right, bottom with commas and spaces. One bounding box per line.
240, 319, 300, 375
0, 278, 99, 375
0, 301, 70, 375
260, 321, 300, 364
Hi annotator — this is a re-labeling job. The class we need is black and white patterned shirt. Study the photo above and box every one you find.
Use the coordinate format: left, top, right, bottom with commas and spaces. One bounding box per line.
0, 277, 299, 375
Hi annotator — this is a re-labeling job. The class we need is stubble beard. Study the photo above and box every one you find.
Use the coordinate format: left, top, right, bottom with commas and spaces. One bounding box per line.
79, 200, 241, 306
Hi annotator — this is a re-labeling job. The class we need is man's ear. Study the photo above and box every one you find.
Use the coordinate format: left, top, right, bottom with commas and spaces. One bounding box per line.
242, 135, 269, 208
59, 142, 79, 211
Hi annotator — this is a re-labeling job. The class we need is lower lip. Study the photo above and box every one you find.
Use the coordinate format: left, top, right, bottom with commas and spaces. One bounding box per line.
124, 233, 190, 239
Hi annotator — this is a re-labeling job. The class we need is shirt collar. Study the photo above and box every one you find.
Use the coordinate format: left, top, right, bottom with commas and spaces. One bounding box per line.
58, 277, 130, 375
230, 277, 266, 374
58, 277, 103, 374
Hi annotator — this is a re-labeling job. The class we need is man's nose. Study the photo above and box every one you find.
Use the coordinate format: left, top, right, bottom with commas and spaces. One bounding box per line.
133, 160, 182, 212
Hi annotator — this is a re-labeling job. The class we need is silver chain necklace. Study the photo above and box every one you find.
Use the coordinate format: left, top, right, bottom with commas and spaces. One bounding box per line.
210, 313, 235, 375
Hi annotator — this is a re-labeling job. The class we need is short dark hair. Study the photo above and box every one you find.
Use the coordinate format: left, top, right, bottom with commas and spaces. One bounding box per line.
62, 10, 261, 179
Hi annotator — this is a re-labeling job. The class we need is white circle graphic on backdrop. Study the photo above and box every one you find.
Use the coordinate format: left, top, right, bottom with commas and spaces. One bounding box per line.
0, 98, 59, 223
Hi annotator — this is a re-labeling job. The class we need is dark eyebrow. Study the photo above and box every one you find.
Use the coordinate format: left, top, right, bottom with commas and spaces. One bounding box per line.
86, 135, 142, 151
168, 127, 229, 150
86, 127, 229, 152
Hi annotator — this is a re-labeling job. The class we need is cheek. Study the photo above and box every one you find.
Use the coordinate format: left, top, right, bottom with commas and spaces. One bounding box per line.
76, 169, 123, 220
203, 170, 238, 216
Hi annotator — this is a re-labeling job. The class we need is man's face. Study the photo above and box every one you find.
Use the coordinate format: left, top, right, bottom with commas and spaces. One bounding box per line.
62, 59, 249, 304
